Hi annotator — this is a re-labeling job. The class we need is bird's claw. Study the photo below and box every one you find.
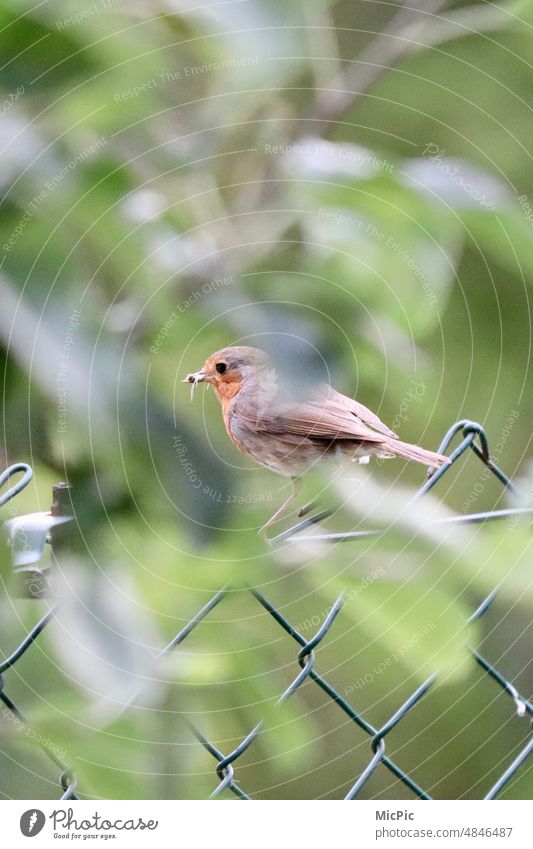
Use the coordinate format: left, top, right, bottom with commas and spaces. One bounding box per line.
297, 498, 319, 519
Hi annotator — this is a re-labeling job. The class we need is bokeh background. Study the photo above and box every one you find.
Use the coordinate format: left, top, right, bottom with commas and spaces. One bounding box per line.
0, 0, 532, 800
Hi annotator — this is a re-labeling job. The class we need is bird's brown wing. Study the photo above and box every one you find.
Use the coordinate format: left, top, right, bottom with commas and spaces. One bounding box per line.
323, 386, 397, 438
236, 384, 396, 444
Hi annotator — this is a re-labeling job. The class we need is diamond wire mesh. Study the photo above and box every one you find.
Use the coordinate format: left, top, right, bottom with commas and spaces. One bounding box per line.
0, 420, 531, 800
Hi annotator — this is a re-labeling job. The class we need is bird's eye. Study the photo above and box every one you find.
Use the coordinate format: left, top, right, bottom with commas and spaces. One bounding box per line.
215, 362, 227, 374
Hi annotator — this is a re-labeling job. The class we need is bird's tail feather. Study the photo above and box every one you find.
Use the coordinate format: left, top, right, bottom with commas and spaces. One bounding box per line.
387, 439, 450, 468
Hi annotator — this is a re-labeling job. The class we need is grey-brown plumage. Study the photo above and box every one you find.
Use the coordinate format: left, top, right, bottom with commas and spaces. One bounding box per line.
184, 345, 450, 528
228, 380, 449, 476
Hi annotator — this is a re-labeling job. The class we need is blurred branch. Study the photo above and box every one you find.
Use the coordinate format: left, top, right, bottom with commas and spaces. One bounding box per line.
309, 0, 451, 133
414, 4, 524, 49
232, 1, 451, 265
302, 1, 343, 90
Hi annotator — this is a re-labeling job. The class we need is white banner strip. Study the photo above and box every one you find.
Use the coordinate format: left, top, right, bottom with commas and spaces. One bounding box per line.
1, 799, 530, 848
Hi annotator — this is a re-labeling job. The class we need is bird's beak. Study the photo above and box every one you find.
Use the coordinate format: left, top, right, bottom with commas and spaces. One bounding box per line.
182, 369, 207, 385
182, 369, 208, 401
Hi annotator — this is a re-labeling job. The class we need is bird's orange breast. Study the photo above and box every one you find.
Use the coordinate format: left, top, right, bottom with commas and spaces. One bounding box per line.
214, 379, 242, 408
214, 380, 243, 447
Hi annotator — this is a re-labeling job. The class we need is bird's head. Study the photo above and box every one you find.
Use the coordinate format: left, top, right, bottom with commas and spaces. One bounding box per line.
183, 345, 276, 403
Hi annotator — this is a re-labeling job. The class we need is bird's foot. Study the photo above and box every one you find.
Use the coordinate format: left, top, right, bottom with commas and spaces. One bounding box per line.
297, 498, 320, 518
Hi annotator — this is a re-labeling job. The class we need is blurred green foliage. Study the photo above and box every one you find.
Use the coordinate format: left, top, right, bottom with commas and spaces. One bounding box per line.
0, 0, 531, 799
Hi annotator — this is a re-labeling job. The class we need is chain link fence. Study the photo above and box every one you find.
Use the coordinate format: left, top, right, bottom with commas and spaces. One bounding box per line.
0, 420, 531, 800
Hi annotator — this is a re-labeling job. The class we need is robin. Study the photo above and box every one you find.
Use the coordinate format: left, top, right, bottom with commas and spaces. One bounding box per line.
184, 346, 450, 532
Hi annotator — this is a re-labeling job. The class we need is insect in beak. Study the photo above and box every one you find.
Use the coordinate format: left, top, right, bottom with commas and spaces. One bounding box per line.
183, 370, 207, 401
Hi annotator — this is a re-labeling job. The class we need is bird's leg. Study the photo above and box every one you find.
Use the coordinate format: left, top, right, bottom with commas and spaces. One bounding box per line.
297, 457, 352, 518
258, 477, 298, 534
